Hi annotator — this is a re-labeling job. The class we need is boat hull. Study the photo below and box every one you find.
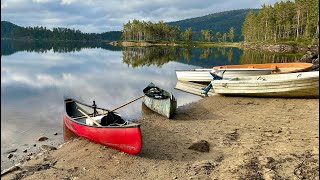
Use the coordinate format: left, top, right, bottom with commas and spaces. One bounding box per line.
142, 96, 177, 118
212, 71, 319, 98
175, 80, 216, 97
176, 68, 275, 82
176, 69, 214, 82
64, 99, 142, 154
64, 116, 142, 154
176, 63, 314, 82
214, 62, 314, 74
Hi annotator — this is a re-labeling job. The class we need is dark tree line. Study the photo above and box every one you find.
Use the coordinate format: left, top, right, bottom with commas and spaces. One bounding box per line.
1, 21, 121, 41
242, 0, 319, 42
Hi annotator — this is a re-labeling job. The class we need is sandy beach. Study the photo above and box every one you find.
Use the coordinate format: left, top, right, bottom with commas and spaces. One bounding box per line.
1, 95, 319, 180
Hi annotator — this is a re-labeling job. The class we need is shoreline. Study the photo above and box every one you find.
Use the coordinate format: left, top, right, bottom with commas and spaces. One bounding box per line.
2, 95, 319, 179
110, 41, 319, 54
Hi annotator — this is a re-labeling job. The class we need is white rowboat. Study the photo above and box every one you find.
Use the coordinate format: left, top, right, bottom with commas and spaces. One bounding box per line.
211, 71, 319, 98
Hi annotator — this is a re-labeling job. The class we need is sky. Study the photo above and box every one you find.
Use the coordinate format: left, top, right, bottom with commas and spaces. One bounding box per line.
1, 0, 283, 33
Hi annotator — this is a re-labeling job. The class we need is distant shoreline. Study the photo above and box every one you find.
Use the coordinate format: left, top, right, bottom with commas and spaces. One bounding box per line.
110, 40, 319, 53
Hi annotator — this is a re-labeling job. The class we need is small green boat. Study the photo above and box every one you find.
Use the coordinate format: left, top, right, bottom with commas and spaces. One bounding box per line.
142, 82, 177, 118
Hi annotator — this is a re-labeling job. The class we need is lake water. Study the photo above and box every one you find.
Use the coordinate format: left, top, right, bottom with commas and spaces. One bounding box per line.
0, 40, 303, 170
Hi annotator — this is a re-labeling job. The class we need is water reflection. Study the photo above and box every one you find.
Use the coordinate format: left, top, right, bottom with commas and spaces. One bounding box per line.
122, 47, 243, 68
123, 47, 180, 67
240, 50, 303, 64
1, 39, 121, 56
63, 123, 78, 142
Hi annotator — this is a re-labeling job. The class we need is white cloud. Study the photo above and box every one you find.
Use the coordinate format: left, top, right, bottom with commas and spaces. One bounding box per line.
32, 0, 52, 3
60, 0, 77, 5
1, 0, 284, 32
1, 2, 8, 9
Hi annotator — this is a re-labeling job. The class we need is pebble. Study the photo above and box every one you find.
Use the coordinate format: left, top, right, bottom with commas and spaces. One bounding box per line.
188, 140, 210, 152
38, 137, 49, 141
40, 145, 57, 151
3, 149, 17, 154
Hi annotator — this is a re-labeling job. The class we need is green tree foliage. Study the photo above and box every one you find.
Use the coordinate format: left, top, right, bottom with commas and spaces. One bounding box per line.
201, 29, 212, 41
242, 0, 319, 42
184, 28, 193, 41
215, 32, 222, 42
228, 27, 235, 42
222, 33, 227, 42
122, 20, 182, 41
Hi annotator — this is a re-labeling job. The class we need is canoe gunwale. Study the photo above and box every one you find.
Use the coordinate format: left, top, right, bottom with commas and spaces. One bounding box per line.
64, 99, 140, 129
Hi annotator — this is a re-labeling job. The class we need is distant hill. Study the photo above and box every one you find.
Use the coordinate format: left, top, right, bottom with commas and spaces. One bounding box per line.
1, 21, 122, 41
1, 21, 24, 38
168, 9, 259, 41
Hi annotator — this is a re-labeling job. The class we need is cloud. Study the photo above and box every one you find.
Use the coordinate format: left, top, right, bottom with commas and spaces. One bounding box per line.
1, 0, 283, 32
60, 0, 77, 5
32, 0, 52, 3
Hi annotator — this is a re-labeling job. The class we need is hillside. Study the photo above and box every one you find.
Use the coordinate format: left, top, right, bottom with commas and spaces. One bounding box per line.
1, 21, 122, 41
168, 9, 259, 41
1, 21, 23, 38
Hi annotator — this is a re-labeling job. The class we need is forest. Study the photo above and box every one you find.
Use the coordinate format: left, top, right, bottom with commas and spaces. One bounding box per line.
122, 20, 236, 42
242, 0, 319, 43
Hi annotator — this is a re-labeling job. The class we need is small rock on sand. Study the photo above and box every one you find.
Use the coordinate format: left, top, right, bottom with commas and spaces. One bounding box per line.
38, 137, 49, 141
188, 140, 210, 152
40, 145, 57, 151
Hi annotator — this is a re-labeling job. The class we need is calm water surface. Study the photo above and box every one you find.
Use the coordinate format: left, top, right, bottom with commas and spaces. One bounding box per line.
1, 40, 303, 169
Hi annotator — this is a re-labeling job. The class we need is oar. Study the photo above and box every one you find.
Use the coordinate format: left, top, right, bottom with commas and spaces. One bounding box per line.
109, 95, 145, 113
77, 108, 102, 127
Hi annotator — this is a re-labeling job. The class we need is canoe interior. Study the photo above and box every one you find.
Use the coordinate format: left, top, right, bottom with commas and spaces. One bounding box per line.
65, 99, 128, 127
143, 82, 172, 99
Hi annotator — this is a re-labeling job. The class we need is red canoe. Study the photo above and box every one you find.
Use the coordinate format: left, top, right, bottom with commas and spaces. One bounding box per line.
63, 99, 142, 154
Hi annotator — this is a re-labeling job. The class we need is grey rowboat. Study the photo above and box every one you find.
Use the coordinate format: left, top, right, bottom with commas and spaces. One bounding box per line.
142, 82, 177, 118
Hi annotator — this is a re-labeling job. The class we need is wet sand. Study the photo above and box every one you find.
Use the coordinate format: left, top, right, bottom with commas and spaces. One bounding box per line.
1, 96, 319, 179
